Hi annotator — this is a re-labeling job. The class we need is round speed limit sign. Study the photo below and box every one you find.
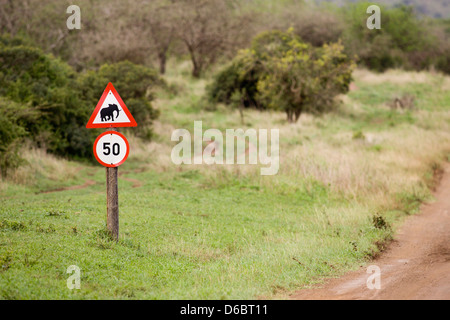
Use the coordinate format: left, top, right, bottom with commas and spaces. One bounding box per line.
93, 131, 129, 167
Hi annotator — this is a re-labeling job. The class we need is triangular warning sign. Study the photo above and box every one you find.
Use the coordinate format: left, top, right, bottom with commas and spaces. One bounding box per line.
86, 82, 137, 128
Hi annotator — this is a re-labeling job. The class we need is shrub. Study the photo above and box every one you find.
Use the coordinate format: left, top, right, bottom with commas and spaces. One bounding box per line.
76, 61, 164, 104
208, 29, 355, 122
76, 61, 162, 140
341, 3, 447, 73
0, 98, 29, 177
0, 35, 29, 47
259, 37, 354, 122
0, 43, 83, 157
207, 30, 301, 110
207, 51, 262, 109
0, 40, 162, 168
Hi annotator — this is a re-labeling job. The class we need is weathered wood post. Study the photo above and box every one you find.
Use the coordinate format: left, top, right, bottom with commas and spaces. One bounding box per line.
106, 128, 119, 241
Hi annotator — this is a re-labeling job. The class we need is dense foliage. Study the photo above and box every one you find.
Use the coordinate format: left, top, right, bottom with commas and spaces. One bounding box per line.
0, 38, 161, 176
2, 1, 448, 77
208, 30, 355, 122
76, 61, 163, 140
0, 97, 30, 177
341, 3, 450, 73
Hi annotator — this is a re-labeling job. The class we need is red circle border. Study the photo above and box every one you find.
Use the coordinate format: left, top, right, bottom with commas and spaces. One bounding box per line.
93, 131, 130, 168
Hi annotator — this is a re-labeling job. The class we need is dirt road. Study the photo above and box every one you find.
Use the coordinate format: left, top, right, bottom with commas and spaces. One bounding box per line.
291, 163, 450, 300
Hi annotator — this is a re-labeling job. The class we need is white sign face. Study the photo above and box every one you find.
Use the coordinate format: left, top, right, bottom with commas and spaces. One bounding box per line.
93, 131, 129, 167
92, 90, 133, 125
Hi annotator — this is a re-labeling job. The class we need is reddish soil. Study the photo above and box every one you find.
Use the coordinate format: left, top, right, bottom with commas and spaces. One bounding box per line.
40, 179, 96, 194
39, 169, 143, 193
118, 171, 143, 188
291, 163, 450, 300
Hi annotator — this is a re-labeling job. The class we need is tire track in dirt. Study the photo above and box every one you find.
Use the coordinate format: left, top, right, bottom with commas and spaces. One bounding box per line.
291, 163, 450, 300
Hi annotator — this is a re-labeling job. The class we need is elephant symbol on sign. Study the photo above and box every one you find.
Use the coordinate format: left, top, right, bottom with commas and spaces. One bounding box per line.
100, 104, 121, 122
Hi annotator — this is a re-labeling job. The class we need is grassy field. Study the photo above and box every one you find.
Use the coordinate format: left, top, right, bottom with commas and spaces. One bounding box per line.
0, 63, 449, 299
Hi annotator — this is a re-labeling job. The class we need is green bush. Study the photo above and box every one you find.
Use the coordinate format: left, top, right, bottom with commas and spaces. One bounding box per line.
207, 51, 262, 109
208, 29, 355, 122
0, 43, 79, 158
0, 40, 162, 171
208, 30, 302, 110
0, 34, 29, 47
76, 61, 162, 140
0, 97, 31, 177
257, 31, 355, 122
342, 3, 445, 73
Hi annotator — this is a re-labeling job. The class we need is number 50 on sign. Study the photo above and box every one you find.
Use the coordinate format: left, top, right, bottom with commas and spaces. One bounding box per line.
93, 131, 129, 167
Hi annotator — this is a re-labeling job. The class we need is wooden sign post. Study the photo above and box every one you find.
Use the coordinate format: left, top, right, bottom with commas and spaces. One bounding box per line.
86, 83, 137, 241
105, 128, 119, 241
93, 129, 129, 240
106, 160, 119, 240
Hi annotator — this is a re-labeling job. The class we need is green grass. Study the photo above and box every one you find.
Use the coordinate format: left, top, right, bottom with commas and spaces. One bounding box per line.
1, 66, 449, 299
0, 167, 394, 299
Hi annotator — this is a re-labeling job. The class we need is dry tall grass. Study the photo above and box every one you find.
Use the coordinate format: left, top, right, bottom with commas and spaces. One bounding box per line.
151, 66, 450, 212
2, 67, 449, 212
1, 145, 81, 187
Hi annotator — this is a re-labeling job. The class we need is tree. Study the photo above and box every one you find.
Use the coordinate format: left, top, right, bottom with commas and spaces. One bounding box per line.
207, 51, 263, 109
139, 1, 176, 74
208, 29, 355, 123
0, 0, 33, 36
257, 33, 355, 122
173, 0, 234, 77
341, 2, 434, 72
290, 9, 344, 47
75, 0, 150, 67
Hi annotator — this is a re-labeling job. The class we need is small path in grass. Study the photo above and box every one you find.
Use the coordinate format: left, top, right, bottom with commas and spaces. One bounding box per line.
39, 179, 97, 194
291, 163, 450, 300
118, 170, 143, 188
38, 167, 97, 194
39, 169, 144, 193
